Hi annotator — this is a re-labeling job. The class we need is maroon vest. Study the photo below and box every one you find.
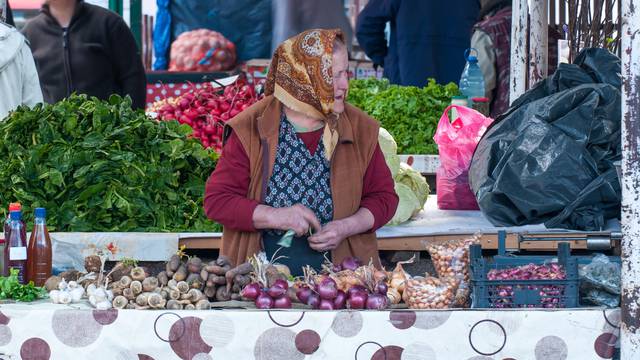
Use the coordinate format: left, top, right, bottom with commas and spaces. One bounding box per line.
476, 7, 559, 118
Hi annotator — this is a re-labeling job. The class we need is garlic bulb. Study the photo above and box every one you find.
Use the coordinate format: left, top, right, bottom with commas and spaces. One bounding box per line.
70, 287, 84, 303
49, 290, 61, 303
105, 290, 114, 302
67, 281, 78, 289
58, 279, 68, 291
58, 291, 72, 304
95, 300, 112, 310
86, 283, 97, 297
89, 295, 98, 307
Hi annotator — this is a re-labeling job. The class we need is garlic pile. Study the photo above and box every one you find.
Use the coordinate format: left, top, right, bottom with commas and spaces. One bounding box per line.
87, 284, 114, 310
49, 279, 85, 305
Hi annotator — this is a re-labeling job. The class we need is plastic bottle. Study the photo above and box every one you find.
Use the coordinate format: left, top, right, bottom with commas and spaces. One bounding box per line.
0, 238, 7, 277
7, 210, 27, 284
459, 48, 486, 104
3, 203, 22, 243
27, 208, 52, 286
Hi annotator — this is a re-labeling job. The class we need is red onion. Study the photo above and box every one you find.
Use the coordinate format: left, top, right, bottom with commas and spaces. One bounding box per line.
318, 299, 335, 310
296, 286, 312, 304
347, 291, 368, 309
333, 290, 347, 309
347, 285, 367, 299
273, 295, 292, 309
241, 283, 261, 301
307, 293, 321, 309
272, 279, 289, 290
317, 277, 338, 300
376, 283, 388, 295
255, 293, 274, 309
366, 293, 388, 310
267, 285, 287, 298
341, 257, 362, 271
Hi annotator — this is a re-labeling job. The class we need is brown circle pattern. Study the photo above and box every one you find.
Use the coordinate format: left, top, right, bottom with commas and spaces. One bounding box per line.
0, 324, 11, 346
169, 316, 212, 360
20, 338, 51, 360
254, 327, 304, 360
52, 310, 103, 347
295, 329, 321, 355
534, 336, 568, 360
138, 355, 155, 360
331, 311, 363, 337
389, 311, 416, 330
413, 311, 452, 330
594, 333, 617, 359
371, 345, 403, 360
93, 309, 118, 325
0, 311, 9, 325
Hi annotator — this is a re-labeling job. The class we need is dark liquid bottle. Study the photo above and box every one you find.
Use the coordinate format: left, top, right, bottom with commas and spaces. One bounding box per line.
27, 208, 51, 286
7, 211, 27, 284
3, 203, 22, 248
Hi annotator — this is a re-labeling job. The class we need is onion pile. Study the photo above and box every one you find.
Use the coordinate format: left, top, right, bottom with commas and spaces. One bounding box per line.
241, 279, 292, 309
487, 263, 567, 308
155, 79, 263, 152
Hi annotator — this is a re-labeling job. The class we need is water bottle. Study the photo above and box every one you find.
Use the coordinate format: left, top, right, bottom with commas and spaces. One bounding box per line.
459, 48, 486, 104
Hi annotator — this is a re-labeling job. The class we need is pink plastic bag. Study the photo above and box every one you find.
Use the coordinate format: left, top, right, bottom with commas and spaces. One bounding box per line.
434, 105, 493, 210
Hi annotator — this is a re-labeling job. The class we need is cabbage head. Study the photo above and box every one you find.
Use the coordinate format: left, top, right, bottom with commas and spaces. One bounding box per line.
389, 182, 421, 225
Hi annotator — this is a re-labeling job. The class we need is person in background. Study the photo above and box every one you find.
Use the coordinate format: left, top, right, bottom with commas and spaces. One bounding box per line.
22, 0, 146, 109
356, 0, 480, 87
0, 5, 43, 120
471, 0, 559, 118
271, 0, 354, 54
205, 29, 398, 275
3, 0, 14, 26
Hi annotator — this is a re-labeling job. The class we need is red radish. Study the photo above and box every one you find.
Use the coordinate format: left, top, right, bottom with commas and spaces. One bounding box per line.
241, 283, 261, 300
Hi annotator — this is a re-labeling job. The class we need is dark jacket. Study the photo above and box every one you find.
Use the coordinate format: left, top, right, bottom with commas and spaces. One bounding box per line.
22, 1, 146, 109
356, 0, 480, 87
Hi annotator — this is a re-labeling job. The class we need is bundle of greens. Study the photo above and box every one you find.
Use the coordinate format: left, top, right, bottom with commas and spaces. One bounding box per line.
0, 95, 219, 232
347, 78, 459, 154
0, 269, 47, 302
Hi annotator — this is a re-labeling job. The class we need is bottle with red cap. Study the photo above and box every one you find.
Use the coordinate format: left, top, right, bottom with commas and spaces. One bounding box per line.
3, 203, 22, 242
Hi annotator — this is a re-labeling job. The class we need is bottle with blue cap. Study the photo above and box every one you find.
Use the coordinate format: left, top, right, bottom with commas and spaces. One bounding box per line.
7, 210, 27, 283
459, 48, 486, 105
27, 207, 51, 286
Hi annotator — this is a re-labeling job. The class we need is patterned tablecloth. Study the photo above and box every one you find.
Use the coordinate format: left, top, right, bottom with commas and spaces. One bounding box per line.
0, 301, 620, 360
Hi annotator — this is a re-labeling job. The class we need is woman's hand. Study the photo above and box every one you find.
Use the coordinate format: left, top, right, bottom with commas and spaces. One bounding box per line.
252, 204, 321, 236
308, 208, 375, 252
308, 220, 347, 251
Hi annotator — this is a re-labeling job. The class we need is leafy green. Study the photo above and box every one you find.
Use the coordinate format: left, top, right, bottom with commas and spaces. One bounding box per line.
348, 78, 460, 154
0, 268, 47, 302
0, 95, 220, 232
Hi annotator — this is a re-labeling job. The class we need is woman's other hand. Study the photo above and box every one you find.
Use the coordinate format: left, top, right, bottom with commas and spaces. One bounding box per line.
253, 204, 321, 236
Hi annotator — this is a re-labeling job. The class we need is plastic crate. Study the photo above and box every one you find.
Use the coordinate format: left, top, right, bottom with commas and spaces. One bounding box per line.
470, 232, 579, 308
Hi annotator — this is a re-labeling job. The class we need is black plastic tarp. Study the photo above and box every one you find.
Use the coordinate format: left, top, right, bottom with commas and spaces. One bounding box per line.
170, 0, 272, 61
469, 48, 622, 231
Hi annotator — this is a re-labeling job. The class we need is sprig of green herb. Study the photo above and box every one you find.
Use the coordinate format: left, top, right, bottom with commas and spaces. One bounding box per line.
0, 269, 47, 302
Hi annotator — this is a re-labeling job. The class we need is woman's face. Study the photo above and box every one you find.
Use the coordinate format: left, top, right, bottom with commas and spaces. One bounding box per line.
332, 46, 349, 114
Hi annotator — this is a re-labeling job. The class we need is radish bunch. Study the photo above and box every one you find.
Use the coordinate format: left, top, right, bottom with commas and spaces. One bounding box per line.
156, 80, 263, 152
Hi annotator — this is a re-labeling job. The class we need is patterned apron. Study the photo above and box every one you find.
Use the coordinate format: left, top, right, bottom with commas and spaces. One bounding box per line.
262, 117, 333, 276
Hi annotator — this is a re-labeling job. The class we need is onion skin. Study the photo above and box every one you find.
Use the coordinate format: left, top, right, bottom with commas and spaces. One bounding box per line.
333, 290, 347, 309
272, 279, 289, 290
340, 257, 361, 271
296, 286, 312, 304
267, 286, 287, 298
273, 295, 292, 309
318, 299, 335, 310
241, 283, 261, 301
347, 285, 367, 299
347, 291, 368, 309
255, 293, 274, 309
317, 277, 338, 300
307, 293, 321, 309
366, 293, 388, 310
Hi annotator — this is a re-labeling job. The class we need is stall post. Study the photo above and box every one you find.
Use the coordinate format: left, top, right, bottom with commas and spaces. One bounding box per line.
621, 0, 640, 357
509, 0, 528, 103
528, 0, 548, 85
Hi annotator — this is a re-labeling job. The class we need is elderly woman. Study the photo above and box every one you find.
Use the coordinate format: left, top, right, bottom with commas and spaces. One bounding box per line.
204, 29, 398, 275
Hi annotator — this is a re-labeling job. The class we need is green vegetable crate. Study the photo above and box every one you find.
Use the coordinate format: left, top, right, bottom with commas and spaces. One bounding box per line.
470, 231, 579, 309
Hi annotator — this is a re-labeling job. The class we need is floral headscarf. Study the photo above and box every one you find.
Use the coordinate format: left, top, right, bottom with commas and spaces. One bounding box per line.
265, 29, 344, 159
